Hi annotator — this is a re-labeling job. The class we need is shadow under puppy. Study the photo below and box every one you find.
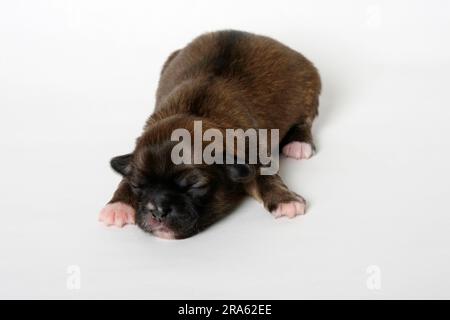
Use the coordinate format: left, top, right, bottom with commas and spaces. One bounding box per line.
99, 30, 321, 239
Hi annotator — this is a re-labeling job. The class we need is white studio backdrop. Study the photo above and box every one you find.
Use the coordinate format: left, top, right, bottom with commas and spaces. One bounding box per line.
0, 0, 449, 299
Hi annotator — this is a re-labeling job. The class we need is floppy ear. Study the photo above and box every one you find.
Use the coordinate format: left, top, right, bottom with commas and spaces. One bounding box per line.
110, 153, 133, 176
225, 163, 255, 183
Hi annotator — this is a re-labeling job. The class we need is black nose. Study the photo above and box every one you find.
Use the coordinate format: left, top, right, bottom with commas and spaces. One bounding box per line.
151, 204, 172, 219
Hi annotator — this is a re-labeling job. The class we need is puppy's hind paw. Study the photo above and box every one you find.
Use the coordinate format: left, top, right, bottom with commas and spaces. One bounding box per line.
282, 141, 314, 160
99, 202, 135, 227
271, 197, 306, 219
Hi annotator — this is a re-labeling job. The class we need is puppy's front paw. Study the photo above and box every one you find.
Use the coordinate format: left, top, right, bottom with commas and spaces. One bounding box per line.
282, 141, 314, 160
99, 202, 135, 227
271, 197, 306, 218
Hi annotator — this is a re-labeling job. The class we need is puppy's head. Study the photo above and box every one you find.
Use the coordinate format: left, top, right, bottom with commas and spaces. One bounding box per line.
110, 117, 255, 239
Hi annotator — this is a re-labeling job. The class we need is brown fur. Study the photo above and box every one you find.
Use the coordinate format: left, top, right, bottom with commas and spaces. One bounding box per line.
108, 30, 321, 237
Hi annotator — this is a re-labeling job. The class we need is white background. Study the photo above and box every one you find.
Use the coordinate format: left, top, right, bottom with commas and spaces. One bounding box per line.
1, 0, 449, 299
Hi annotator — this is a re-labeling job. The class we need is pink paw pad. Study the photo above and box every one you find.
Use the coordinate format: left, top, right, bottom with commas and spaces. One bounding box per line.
99, 202, 135, 227
282, 142, 314, 160
272, 198, 306, 219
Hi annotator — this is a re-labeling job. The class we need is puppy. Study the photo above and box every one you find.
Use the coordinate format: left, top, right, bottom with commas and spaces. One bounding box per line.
99, 30, 321, 239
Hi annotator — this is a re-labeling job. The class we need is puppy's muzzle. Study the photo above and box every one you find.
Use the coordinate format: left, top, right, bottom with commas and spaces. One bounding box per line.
146, 197, 173, 222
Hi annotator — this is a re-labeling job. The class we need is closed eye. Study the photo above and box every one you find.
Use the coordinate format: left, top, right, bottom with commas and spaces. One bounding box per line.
130, 182, 140, 189
129, 181, 144, 193
186, 183, 209, 197
189, 179, 208, 189
177, 170, 209, 191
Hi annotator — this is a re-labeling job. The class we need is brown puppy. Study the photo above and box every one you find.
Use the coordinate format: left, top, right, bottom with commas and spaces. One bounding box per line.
99, 30, 321, 239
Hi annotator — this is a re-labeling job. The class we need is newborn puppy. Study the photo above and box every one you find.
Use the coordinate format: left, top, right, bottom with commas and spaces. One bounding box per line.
99, 30, 321, 239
